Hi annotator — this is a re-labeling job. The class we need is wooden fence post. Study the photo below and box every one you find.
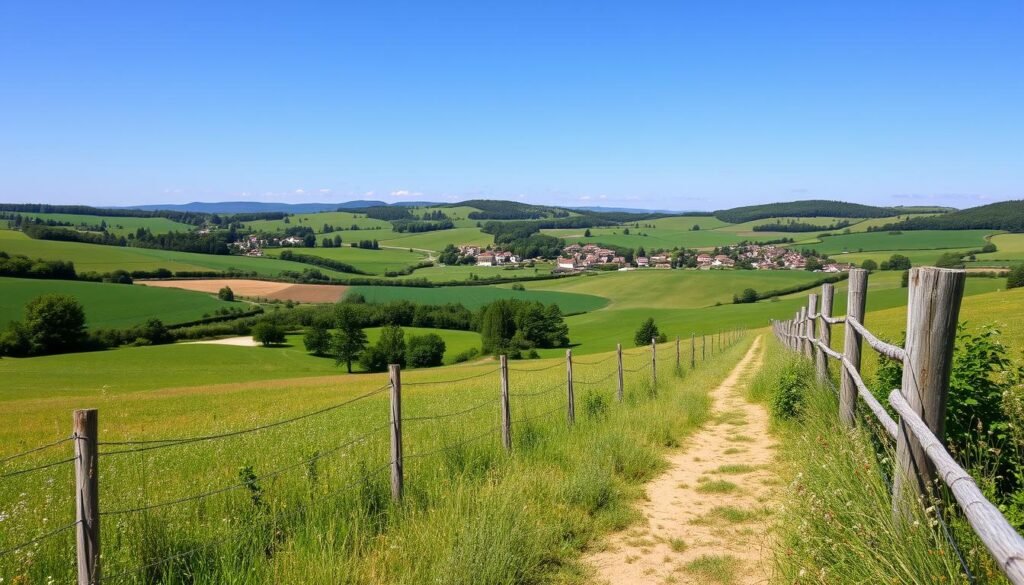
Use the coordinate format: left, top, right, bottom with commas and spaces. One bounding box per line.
805, 294, 817, 359
799, 307, 808, 355
817, 283, 834, 384
389, 364, 403, 501
690, 333, 695, 369
675, 335, 680, 370
499, 355, 511, 452
651, 337, 657, 388
840, 269, 868, 427
74, 409, 100, 585
702, 334, 706, 361
566, 349, 575, 424
892, 267, 966, 518
616, 343, 624, 402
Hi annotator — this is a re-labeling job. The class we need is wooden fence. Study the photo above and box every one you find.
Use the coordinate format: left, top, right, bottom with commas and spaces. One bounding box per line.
0, 328, 747, 584
773, 267, 1024, 584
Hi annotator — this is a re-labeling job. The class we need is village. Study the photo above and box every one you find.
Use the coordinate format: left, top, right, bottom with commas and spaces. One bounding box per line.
552, 242, 853, 272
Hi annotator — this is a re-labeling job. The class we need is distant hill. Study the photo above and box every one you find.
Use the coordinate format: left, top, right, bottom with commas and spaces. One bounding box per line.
713, 200, 901, 223
126, 200, 392, 214
868, 200, 1024, 232
570, 206, 702, 215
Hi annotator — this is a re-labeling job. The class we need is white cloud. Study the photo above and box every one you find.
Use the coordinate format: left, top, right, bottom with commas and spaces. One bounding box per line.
294, 188, 305, 195
598, 194, 608, 200
319, 188, 332, 194
391, 189, 423, 198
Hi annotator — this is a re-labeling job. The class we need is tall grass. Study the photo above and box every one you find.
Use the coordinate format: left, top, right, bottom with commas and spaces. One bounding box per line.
750, 337, 1010, 584
0, 335, 751, 584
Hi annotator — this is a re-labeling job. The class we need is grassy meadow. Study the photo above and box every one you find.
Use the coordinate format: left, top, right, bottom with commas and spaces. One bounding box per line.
0, 332, 752, 584
348, 284, 608, 313
8, 213, 195, 236
264, 245, 428, 275
811, 229, 993, 254
0, 277, 240, 329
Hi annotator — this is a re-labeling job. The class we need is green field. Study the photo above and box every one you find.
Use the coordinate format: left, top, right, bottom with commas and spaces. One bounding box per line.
402, 263, 554, 282
517, 269, 827, 309
243, 211, 392, 233
264, 245, 428, 275
542, 225, 744, 250
974, 233, 1024, 263
811, 229, 993, 254
0, 277, 240, 329
378, 227, 494, 251
834, 248, 978, 268
713, 216, 865, 234
348, 284, 608, 313
0, 230, 357, 279
9, 213, 195, 236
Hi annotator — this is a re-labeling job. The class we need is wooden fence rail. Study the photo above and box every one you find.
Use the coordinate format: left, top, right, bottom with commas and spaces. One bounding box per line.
1, 326, 747, 584
772, 267, 1024, 585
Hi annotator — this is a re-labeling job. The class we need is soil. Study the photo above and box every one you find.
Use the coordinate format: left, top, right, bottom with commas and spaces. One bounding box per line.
586, 336, 778, 585
138, 279, 347, 303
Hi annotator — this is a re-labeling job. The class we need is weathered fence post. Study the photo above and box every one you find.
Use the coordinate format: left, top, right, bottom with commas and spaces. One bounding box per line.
690, 333, 695, 369
675, 335, 680, 370
798, 307, 808, 355
651, 337, 657, 388
805, 294, 817, 359
499, 355, 511, 452
566, 349, 575, 424
817, 283, 834, 384
389, 364, 403, 501
892, 267, 966, 518
616, 343, 624, 402
702, 334, 706, 361
74, 409, 100, 585
840, 269, 868, 427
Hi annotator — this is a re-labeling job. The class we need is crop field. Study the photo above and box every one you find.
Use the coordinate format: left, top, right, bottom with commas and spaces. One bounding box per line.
0, 276, 239, 329
347, 284, 608, 313
541, 226, 744, 250
400, 263, 554, 282
0, 332, 750, 583
6, 213, 195, 236
974, 233, 1024, 263
517, 269, 827, 309
139, 279, 348, 303
264, 246, 428, 275
378, 227, 494, 251
713, 216, 865, 235
811, 229, 993, 255
0, 230, 357, 279
242, 211, 391, 233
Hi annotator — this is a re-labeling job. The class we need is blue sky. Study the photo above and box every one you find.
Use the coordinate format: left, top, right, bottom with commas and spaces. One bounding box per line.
0, 1, 1021, 210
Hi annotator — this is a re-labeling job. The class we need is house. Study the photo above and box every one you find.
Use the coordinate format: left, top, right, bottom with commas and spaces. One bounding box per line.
282, 236, 304, 246
650, 255, 669, 264
636, 256, 649, 267
477, 254, 495, 267
712, 254, 735, 268
557, 257, 577, 270
696, 254, 713, 267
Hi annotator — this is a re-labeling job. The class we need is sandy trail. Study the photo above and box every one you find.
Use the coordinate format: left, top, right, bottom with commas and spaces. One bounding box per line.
587, 336, 778, 585
183, 336, 260, 347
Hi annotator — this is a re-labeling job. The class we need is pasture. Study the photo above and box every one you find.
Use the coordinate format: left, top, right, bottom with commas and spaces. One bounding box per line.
811, 229, 993, 254
400, 263, 554, 282
0, 277, 239, 329
242, 211, 391, 233
0, 336, 747, 584
139, 279, 348, 303
7, 213, 195, 236
347, 284, 608, 313
378, 226, 494, 251
974, 233, 1024, 263
0, 230, 358, 279
264, 245, 428, 275
541, 225, 743, 250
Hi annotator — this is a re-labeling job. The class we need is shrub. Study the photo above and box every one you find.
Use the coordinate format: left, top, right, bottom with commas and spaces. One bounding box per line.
1007, 264, 1024, 289
771, 360, 809, 420
861, 259, 878, 271
634, 317, 660, 347
252, 321, 286, 346
218, 286, 235, 301
452, 347, 480, 363
406, 333, 446, 368
303, 322, 332, 356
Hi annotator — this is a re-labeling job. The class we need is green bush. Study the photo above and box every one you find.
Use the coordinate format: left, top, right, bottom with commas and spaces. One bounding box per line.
771, 360, 810, 420
1007, 264, 1024, 289
406, 333, 446, 368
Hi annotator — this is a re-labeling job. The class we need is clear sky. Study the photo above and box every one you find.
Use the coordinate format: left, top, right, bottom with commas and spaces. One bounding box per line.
0, 1, 1021, 210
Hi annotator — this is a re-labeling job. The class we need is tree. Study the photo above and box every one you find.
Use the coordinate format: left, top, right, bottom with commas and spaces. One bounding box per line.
406, 333, 446, 368
480, 300, 517, 354
935, 252, 965, 268
332, 305, 368, 373
360, 325, 405, 372
734, 288, 758, 304
18, 294, 87, 355
304, 321, 332, 356
303, 233, 317, 247
887, 254, 912, 271
583, 228, 591, 237
691, 224, 701, 231
252, 321, 286, 346
634, 317, 660, 347
218, 286, 234, 301
804, 258, 823, 271
1007, 264, 1024, 289
861, 259, 878, 271
636, 246, 646, 259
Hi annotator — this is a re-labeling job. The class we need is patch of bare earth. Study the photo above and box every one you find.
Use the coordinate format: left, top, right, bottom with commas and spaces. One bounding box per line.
138, 278, 347, 303
587, 336, 778, 585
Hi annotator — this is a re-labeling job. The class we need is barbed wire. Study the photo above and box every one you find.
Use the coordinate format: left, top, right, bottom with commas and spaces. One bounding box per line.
98, 461, 391, 583
514, 405, 564, 424
402, 367, 500, 386
403, 425, 500, 460
1, 435, 73, 464
99, 385, 390, 455
573, 372, 615, 385
403, 398, 498, 422
570, 354, 615, 366
508, 361, 563, 373
621, 365, 649, 373
1, 456, 78, 480
101, 423, 389, 516
0, 519, 79, 557
509, 382, 563, 398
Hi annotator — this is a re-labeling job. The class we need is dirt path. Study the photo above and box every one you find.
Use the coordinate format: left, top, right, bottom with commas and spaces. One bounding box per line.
587, 336, 778, 585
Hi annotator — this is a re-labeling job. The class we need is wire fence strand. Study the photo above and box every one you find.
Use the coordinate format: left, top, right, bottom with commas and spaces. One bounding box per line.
1, 435, 73, 464
101, 423, 389, 516
1, 456, 78, 480
0, 519, 79, 557
514, 405, 565, 424
508, 361, 564, 373
402, 367, 501, 386
99, 385, 390, 455
403, 398, 498, 422
509, 382, 563, 398
404, 425, 501, 460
